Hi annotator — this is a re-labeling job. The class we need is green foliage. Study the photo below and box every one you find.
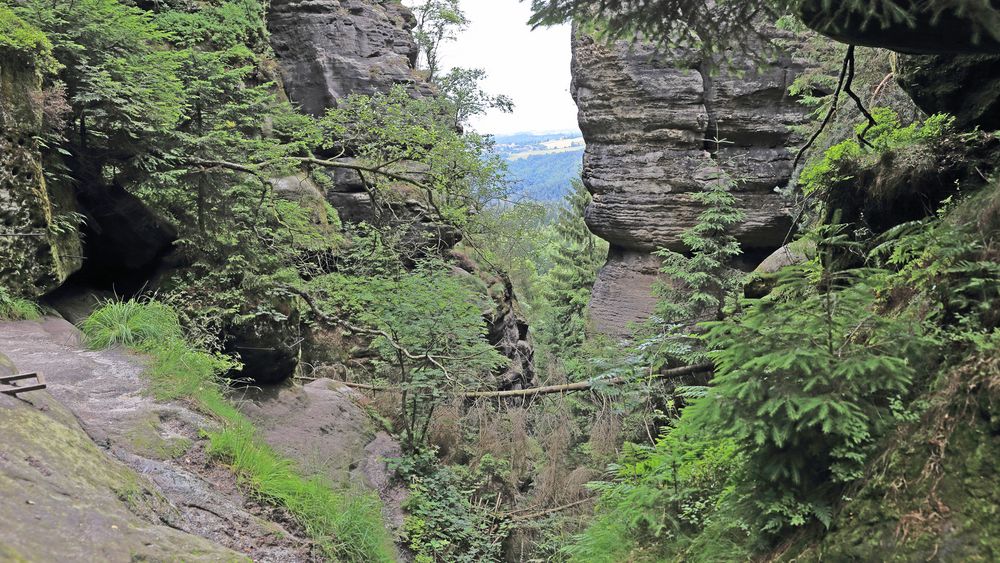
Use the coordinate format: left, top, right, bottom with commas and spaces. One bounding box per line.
640, 166, 745, 371
12, 0, 185, 153
799, 108, 954, 196
319, 86, 510, 228
80, 300, 394, 562
570, 163, 1000, 558
411, 0, 468, 81
539, 178, 607, 353
392, 449, 511, 562
569, 405, 748, 562
306, 239, 505, 451
0, 287, 42, 320
698, 247, 935, 532
0, 5, 56, 72
436, 67, 513, 128
80, 299, 184, 349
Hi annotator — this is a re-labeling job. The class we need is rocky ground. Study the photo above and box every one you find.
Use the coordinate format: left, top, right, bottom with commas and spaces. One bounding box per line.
0, 317, 403, 561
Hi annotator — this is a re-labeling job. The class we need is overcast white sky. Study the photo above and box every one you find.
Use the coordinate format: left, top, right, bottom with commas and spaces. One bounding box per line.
405, 0, 580, 136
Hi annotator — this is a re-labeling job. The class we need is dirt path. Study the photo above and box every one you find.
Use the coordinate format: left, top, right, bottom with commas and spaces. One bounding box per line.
0, 317, 314, 562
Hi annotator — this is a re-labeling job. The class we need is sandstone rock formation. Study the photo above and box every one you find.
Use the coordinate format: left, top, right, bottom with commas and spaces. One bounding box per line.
0, 38, 81, 296
268, 1, 536, 388
0, 320, 313, 561
267, 0, 434, 116
571, 31, 812, 336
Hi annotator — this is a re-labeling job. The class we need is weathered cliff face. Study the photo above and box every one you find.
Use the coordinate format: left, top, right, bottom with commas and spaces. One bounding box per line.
571, 31, 812, 336
268, 1, 535, 388
0, 47, 81, 296
267, 0, 434, 116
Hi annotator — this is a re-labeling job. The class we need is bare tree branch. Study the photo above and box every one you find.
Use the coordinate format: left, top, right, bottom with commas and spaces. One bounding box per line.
339, 363, 714, 398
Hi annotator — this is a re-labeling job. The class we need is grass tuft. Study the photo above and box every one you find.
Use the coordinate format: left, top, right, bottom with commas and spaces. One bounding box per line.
79, 299, 182, 349
81, 298, 395, 562
0, 287, 42, 321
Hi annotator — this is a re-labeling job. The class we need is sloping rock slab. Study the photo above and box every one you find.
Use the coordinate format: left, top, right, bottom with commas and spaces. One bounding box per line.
0, 318, 312, 562
239, 379, 407, 530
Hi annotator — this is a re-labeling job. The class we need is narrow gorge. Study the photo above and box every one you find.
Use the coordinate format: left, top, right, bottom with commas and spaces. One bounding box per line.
2, 1, 999, 562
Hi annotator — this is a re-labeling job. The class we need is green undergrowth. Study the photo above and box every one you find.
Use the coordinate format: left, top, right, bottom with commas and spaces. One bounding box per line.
567, 151, 1000, 560
0, 287, 42, 320
81, 299, 394, 562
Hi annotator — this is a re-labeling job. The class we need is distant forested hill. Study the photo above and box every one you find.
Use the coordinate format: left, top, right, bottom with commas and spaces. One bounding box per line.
494, 132, 585, 201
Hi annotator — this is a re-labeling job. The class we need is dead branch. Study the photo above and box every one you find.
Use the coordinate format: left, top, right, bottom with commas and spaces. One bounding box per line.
339, 363, 713, 398
508, 498, 593, 522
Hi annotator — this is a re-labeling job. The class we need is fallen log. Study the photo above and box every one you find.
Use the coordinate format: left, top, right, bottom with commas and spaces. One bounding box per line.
338, 363, 713, 399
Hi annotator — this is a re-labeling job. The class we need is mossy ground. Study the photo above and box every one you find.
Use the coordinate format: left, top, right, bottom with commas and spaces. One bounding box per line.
0, 397, 245, 561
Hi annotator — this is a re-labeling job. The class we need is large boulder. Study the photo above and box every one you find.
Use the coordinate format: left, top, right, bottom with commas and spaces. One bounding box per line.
571, 29, 812, 336
897, 53, 1000, 131
797, 0, 1000, 54
238, 379, 407, 531
267, 0, 434, 116
0, 18, 82, 296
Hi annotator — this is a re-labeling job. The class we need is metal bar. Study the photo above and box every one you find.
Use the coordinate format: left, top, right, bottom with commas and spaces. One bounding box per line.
0, 372, 39, 383
0, 383, 46, 396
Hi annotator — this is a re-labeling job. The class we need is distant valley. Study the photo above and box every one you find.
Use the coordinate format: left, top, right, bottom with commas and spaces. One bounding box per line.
494, 132, 585, 201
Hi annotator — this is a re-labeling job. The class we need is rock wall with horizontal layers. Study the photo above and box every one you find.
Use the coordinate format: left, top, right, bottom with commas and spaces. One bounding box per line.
267, 0, 434, 116
571, 31, 812, 337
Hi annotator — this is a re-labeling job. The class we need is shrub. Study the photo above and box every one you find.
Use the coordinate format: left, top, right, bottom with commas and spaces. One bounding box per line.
696, 252, 937, 532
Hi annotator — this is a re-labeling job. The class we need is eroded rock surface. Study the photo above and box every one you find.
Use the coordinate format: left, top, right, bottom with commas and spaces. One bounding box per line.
571, 30, 811, 336
0, 319, 312, 562
267, 0, 433, 116
0, 43, 81, 296
238, 379, 408, 531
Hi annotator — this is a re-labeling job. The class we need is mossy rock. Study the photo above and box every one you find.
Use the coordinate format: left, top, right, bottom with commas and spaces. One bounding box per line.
0, 398, 246, 561
0, 12, 83, 296
123, 410, 194, 460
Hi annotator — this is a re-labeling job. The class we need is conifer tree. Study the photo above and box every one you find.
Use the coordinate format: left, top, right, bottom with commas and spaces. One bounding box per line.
542, 178, 606, 353
644, 166, 745, 368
